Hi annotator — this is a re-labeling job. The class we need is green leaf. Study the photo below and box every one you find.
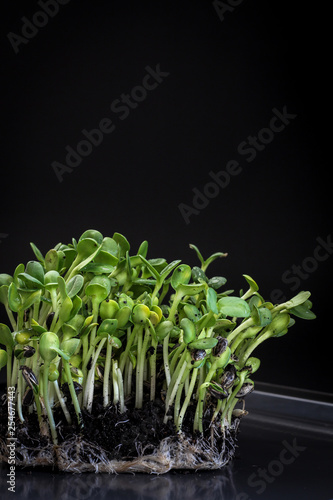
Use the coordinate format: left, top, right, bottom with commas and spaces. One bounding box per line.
68, 295, 82, 321
0, 323, 15, 348
139, 255, 160, 281
39, 331, 60, 362
218, 296, 251, 318
183, 304, 202, 322
66, 274, 84, 299
0, 349, 8, 370
289, 300, 316, 320
0, 285, 9, 306
155, 320, 174, 341
177, 283, 206, 297
76, 238, 100, 260
188, 337, 218, 350
81, 263, 115, 274
207, 276, 227, 290
203, 251, 228, 272
21, 290, 42, 310
30, 242, 45, 265
13, 264, 25, 285
94, 251, 118, 267
267, 312, 291, 337
171, 264, 192, 290
8, 282, 21, 312
45, 249, 60, 272
100, 299, 119, 319
252, 306, 272, 327
62, 315, 85, 339
26, 261, 44, 284
57, 276, 68, 301
0, 274, 13, 286
160, 260, 182, 281
131, 304, 151, 324
59, 296, 73, 323
118, 293, 134, 310
79, 229, 103, 245
180, 317, 196, 344
52, 346, 70, 361
101, 237, 119, 255
147, 258, 167, 270
30, 319, 47, 335
137, 240, 148, 258
242, 275, 259, 293
61, 338, 80, 357
189, 244, 204, 266
85, 276, 112, 303
44, 270, 60, 287
115, 305, 132, 329
108, 336, 122, 348
112, 232, 130, 258
285, 291, 311, 309
195, 312, 217, 331
191, 266, 208, 283
97, 319, 118, 337
206, 287, 218, 314
18, 273, 44, 290
245, 357, 261, 373
63, 248, 77, 269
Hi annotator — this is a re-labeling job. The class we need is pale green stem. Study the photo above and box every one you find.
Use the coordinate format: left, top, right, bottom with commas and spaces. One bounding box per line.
193, 382, 210, 433
158, 283, 169, 306
177, 367, 198, 432
125, 357, 133, 396
6, 348, 12, 389
174, 366, 191, 427
11, 357, 19, 388
149, 337, 157, 402
103, 339, 112, 407
84, 337, 106, 412
89, 300, 100, 346
169, 342, 185, 376
119, 325, 141, 373
43, 361, 58, 445
63, 360, 83, 427
227, 396, 241, 425
112, 360, 119, 405
163, 333, 171, 387
227, 317, 254, 344
239, 331, 272, 365
135, 327, 143, 408
220, 371, 247, 425
17, 364, 24, 423
165, 348, 188, 409
117, 365, 125, 413
167, 289, 182, 322
136, 326, 150, 409
5, 305, 17, 330
53, 379, 72, 424
164, 354, 188, 423
211, 397, 223, 423
32, 300, 40, 322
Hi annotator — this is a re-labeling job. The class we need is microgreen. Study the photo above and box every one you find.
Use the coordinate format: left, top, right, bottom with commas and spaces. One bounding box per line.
0, 230, 315, 447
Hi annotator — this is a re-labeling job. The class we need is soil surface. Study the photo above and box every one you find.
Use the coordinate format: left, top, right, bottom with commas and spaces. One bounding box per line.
0, 389, 238, 470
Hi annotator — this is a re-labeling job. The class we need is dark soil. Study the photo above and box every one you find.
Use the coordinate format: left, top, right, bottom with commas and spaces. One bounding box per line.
0, 388, 239, 471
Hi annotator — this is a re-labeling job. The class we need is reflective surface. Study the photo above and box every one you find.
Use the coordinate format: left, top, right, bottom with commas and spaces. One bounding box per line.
1, 386, 332, 500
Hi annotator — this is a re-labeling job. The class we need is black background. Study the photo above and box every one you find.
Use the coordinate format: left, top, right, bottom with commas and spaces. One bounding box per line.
0, 0, 331, 393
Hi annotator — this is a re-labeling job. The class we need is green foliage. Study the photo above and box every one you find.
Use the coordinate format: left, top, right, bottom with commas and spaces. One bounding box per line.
0, 229, 315, 444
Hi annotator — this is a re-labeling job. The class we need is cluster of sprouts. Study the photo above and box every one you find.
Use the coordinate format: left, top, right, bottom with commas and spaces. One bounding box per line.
0, 230, 315, 446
